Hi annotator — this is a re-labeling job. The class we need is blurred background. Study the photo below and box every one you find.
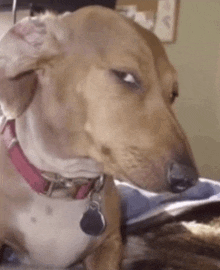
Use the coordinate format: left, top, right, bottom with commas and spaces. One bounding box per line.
0, 0, 220, 180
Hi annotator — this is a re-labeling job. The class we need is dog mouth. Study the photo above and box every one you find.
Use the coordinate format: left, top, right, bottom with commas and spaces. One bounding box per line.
110, 159, 199, 194
49, 157, 104, 179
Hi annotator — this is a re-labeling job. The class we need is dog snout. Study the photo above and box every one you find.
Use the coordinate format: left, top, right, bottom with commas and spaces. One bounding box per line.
167, 162, 199, 193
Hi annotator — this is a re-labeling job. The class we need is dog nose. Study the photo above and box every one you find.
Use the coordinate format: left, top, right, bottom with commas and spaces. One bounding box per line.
167, 162, 198, 193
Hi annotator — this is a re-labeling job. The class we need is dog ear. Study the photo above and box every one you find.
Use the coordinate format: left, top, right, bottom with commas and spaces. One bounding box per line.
0, 15, 62, 118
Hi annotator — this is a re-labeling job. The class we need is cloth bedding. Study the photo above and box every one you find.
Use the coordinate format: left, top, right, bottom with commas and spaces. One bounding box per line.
116, 178, 220, 233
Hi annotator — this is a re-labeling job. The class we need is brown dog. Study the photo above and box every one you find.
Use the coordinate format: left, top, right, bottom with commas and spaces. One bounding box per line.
0, 5, 198, 269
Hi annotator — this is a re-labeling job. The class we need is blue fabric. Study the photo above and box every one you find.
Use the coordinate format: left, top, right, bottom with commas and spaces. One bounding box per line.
117, 178, 220, 227
119, 187, 151, 220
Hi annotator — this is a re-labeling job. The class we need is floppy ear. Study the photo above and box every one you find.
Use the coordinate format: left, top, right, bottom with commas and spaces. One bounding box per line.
0, 15, 63, 118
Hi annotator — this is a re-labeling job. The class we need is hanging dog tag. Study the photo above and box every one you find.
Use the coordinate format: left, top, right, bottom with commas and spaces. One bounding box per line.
80, 201, 106, 236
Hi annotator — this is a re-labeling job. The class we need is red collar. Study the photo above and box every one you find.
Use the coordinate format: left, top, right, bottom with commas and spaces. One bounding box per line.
1, 119, 93, 199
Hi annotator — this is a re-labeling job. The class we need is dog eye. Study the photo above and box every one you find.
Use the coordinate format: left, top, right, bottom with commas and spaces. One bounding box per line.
170, 91, 178, 103
111, 70, 140, 89
170, 82, 179, 103
123, 73, 136, 83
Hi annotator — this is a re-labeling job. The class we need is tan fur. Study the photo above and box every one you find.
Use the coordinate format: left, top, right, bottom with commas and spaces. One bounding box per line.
122, 220, 220, 270
0, 6, 199, 269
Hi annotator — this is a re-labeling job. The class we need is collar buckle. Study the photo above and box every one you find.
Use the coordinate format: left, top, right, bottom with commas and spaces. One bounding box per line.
41, 172, 73, 197
0, 115, 8, 134
45, 181, 55, 197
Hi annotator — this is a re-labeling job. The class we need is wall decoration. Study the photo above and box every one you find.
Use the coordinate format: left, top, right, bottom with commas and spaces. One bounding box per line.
116, 0, 180, 43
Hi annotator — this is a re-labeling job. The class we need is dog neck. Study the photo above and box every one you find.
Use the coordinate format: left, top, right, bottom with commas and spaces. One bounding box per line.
14, 112, 103, 180
0, 117, 103, 197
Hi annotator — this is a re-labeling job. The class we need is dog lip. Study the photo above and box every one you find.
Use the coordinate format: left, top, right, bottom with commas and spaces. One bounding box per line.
59, 169, 102, 179
38, 157, 104, 179
169, 178, 195, 193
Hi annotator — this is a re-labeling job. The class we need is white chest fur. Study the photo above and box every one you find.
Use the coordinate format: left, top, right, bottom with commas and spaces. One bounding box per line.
13, 193, 96, 268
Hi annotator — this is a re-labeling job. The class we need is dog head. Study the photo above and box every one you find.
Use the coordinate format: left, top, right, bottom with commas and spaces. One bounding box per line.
0, 6, 198, 192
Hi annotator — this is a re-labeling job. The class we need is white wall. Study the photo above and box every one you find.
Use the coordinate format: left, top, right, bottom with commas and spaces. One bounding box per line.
0, 10, 29, 38
165, 0, 220, 180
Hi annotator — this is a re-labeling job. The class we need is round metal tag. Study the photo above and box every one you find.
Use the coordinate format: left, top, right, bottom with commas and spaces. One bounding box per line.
80, 202, 106, 236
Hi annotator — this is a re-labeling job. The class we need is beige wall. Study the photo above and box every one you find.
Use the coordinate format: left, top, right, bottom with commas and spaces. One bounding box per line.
1, 1, 220, 179
165, 0, 220, 180
0, 10, 29, 37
